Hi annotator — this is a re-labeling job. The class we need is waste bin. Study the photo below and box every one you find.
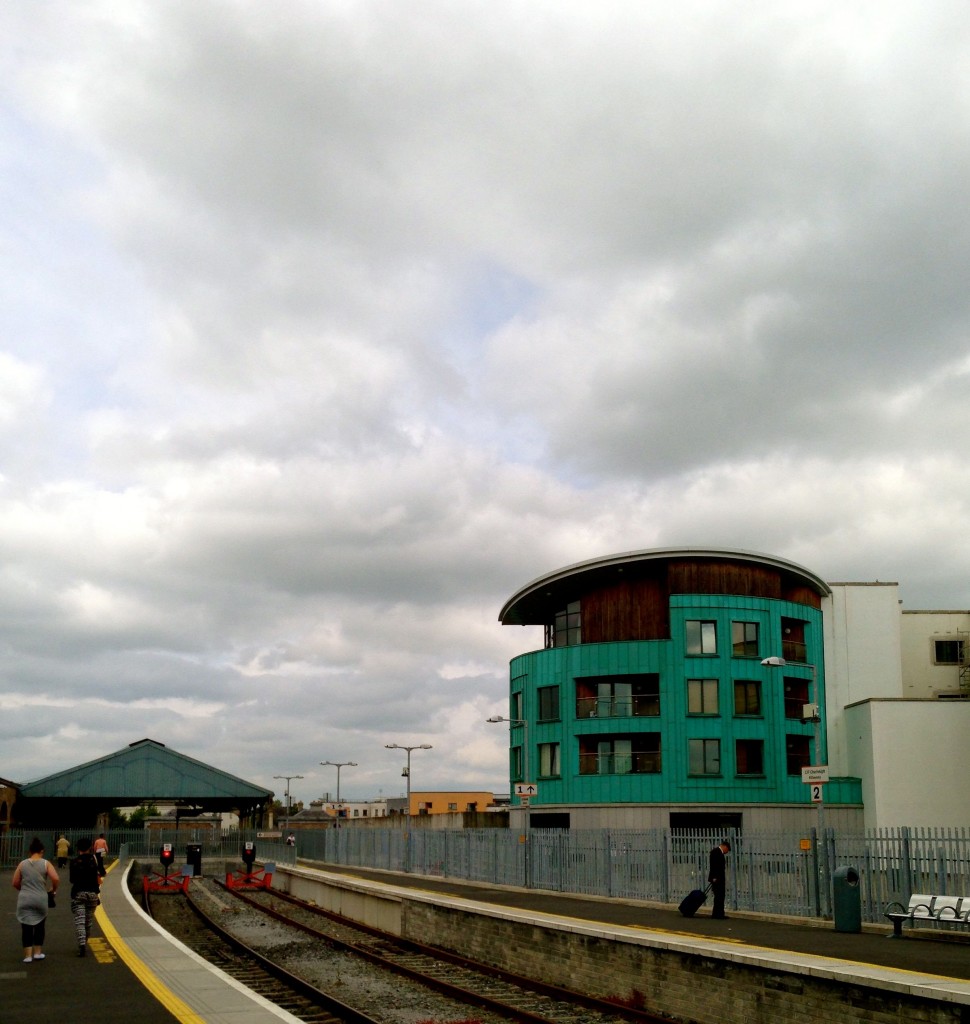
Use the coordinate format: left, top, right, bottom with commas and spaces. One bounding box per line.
832, 865, 861, 932
185, 843, 203, 877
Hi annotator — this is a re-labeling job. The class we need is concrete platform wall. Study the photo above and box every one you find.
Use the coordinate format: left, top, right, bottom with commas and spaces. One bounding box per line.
275, 865, 965, 1024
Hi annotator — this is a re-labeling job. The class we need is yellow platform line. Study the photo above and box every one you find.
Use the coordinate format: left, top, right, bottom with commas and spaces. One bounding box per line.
95, 862, 206, 1024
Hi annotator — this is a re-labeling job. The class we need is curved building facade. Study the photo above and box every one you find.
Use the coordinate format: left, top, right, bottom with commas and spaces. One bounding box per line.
499, 548, 862, 829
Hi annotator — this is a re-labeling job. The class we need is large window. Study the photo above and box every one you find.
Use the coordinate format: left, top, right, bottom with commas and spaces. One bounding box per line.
575, 674, 660, 719
512, 745, 523, 781
688, 738, 721, 775
735, 739, 764, 776
686, 620, 717, 655
934, 639, 965, 665
732, 621, 759, 657
734, 679, 761, 716
549, 600, 581, 647
537, 685, 560, 721
538, 742, 560, 778
786, 735, 811, 775
783, 677, 810, 719
578, 734, 661, 775
687, 678, 719, 715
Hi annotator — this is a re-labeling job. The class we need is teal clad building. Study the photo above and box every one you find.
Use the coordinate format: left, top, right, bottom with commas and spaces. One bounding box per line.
499, 548, 863, 830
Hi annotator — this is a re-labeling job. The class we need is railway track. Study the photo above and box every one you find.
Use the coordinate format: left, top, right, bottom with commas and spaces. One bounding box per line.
145, 885, 385, 1024
185, 877, 680, 1024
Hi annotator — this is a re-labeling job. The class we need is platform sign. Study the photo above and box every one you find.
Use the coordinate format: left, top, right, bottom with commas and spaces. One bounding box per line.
514, 783, 537, 797
809, 783, 824, 803
801, 765, 829, 784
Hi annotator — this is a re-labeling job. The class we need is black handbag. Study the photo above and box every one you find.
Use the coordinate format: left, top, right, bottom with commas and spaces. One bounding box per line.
48, 891, 56, 908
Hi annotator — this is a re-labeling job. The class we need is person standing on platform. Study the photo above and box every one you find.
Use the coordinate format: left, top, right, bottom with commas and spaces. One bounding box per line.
93, 833, 109, 875
12, 837, 59, 963
55, 835, 70, 868
708, 839, 731, 919
69, 838, 102, 957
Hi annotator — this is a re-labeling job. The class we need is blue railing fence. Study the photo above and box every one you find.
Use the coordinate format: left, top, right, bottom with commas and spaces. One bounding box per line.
4, 825, 968, 923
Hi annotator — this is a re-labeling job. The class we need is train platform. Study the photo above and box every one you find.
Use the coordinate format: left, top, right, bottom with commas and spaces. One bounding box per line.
300, 861, 970, 987
2, 858, 302, 1024
6, 854, 970, 1023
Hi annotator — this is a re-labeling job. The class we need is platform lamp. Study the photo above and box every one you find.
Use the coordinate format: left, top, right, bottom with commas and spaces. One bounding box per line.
320, 760, 357, 823
273, 774, 304, 827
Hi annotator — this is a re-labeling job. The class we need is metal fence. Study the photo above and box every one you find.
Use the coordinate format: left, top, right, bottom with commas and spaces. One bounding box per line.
4, 824, 969, 924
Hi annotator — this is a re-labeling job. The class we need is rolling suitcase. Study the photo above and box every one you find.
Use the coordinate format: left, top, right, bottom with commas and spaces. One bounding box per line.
679, 884, 711, 917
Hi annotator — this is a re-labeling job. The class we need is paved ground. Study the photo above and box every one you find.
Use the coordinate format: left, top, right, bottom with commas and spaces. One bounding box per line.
2, 865, 177, 1024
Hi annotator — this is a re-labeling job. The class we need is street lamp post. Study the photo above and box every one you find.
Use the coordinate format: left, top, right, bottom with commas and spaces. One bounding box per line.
320, 761, 357, 824
273, 774, 304, 827
487, 715, 532, 888
384, 744, 432, 817
762, 655, 827, 914
385, 743, 432, 872
486, 716, 531, 798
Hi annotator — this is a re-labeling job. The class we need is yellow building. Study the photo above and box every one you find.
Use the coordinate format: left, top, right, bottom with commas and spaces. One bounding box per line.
409, 791, 495, 815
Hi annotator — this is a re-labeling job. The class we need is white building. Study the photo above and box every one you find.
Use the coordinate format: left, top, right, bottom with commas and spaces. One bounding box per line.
824, 582, 970, 830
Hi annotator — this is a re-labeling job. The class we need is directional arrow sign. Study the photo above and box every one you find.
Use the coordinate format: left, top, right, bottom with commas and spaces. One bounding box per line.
514, 783, 537, 796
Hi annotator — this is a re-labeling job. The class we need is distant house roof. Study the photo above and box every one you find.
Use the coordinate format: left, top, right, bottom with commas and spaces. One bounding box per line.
17, 738, 272, 825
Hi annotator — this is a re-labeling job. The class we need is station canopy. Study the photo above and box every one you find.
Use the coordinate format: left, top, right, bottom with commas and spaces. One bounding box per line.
16, 738, 273, 827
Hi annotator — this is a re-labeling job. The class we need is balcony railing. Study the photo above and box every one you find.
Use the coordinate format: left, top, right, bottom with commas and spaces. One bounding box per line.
781, 639, 808, 664
578, 750, 662, 775
575, 695, 660, 719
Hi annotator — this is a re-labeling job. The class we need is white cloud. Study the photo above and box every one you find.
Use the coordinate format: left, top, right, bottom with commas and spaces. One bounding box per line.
1, 1, 970, 796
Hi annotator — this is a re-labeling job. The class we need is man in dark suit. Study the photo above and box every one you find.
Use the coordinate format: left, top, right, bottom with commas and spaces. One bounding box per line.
708, 840, 731, 918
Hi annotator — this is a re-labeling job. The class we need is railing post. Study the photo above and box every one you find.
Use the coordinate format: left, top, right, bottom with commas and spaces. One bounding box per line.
901, 826, 913, 899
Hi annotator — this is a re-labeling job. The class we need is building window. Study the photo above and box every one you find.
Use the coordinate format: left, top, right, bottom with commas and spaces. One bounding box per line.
736, 739, 765, 776
511, 690, 523, 720
538, 685, 560, 721
688, 678, 719, 715
549, 600, 581, 647
578, 734, 661, 775
781, 617, 808, 663
689, 738, 721, 775
732, 621, 759, 657
512, 745, 523, 781
538, 742, 561, 778
786, 734, 811, 775
575, 674, 660, 719
734, 679, 761, 716
934, 639, 965, 665
783, 677, 810, 719
686, 620, 717, 655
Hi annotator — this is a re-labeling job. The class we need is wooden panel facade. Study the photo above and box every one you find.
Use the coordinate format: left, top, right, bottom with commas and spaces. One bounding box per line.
581, 576, 669, 643
578, 559, 820, 645
667, 559, 784, 600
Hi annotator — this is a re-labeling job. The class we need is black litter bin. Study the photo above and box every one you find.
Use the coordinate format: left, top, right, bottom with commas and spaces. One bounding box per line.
833, 865, 861, 932
186, 843, 203, 877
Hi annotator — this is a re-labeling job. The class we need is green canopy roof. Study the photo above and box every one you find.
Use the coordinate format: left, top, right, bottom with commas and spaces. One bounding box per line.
17, 738, 272, 825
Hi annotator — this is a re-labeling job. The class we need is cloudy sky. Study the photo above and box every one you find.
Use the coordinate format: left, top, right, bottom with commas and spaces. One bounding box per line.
2, 2, 970, 804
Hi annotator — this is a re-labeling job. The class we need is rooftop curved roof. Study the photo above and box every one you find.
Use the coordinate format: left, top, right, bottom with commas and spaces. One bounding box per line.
499, 547, 831, 626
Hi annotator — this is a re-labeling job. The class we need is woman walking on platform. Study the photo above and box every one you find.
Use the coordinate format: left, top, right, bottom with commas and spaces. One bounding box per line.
69, 838, 102, 956
12, 837, 59, 963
